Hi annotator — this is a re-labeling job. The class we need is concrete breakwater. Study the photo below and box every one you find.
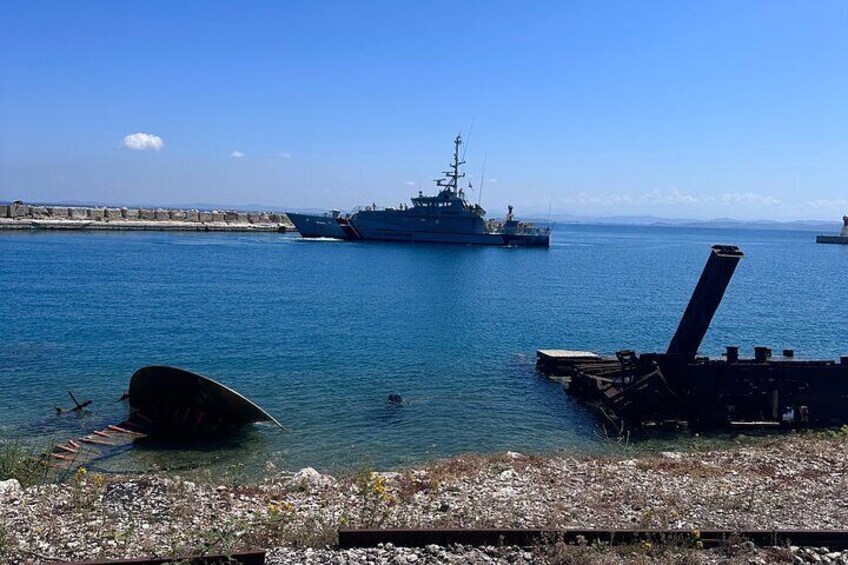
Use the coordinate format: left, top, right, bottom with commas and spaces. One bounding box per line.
0, 201, 294, 232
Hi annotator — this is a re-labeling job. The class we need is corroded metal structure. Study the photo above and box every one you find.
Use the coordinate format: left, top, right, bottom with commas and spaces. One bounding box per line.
539, 245, 848, 429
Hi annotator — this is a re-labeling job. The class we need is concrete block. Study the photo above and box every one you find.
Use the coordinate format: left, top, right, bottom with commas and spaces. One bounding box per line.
10, 204, 30, 218
169, 209, 186, 221
30, 206, 48, 219
87, 208, 105, 221
258, 212, 270, 223
105, 208, 123, 220
138, 208, 155, 220
185, 210, 199, 222
154, 209, 170, 221
268, 213, 280, 223
236, 212, 248, 223
123, 208, 139, 220
0, 205, 9, 218
247, 213, 261, 224
211, 211, 225, 222
198, 211, 213, 222
225, 211, 239, 222
69, 207, 88, 220
48, 207, 69, 219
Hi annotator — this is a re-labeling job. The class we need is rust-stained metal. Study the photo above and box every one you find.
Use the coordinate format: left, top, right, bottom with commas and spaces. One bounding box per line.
538, 244, 848, 430
339, 527, 848, 549
666, 245, 744, 357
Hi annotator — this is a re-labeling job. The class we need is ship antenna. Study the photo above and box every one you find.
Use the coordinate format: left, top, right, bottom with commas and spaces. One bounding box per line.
477, 154, 487, 207
462, 118, 475, 162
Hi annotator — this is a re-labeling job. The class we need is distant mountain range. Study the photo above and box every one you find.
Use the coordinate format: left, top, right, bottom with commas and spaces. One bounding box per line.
3, 199, 841, 233
538, 213, 840, 233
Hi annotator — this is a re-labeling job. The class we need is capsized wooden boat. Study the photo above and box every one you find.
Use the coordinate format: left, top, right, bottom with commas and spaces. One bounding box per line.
48, 365, 282, 471
127, 365, 283, 436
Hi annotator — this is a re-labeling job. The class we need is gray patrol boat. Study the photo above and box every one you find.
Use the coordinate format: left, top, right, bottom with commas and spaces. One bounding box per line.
287, 135, 551, 247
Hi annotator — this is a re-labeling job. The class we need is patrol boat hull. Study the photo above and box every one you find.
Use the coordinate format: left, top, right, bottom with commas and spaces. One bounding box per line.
290, 211, 549, 246
287, 212, 350, 239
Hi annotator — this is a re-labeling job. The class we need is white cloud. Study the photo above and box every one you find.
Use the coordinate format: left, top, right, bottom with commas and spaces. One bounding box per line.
489, 178, 498, 184
720, 192, 781, 206
121, 132, 164, 151
279, 152, 292, 159
561, 192, 636, 205
805, 198, 848, 209
230, 150, 245, 158
642, 189, 700, 204
560, 188, 781, 208
405, 181, 416, 186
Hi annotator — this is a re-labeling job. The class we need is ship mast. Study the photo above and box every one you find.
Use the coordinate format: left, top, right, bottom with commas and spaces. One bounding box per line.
436, 134, 465, 194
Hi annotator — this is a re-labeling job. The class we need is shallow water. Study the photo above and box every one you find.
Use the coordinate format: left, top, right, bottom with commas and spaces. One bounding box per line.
0, 225, 845, 475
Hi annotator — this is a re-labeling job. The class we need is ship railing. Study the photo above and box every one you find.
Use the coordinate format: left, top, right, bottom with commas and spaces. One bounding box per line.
352, 204, 391, 213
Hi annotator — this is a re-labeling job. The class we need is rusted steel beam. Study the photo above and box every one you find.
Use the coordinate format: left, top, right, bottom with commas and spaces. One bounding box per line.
61, 550, 265, 565
667, 245, 744, 357
338, 528, 848, 549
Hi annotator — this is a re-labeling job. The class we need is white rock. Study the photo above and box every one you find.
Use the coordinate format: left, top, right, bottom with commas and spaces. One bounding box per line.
0, 478, 22, 499
293, 467, 336, 488
499, 469, 516, 480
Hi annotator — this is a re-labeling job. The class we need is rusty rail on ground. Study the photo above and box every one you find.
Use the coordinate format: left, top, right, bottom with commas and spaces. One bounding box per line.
338, 528, 848, 549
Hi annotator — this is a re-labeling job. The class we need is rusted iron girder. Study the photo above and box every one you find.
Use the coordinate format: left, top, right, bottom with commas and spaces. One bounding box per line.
339, 528, 848, 549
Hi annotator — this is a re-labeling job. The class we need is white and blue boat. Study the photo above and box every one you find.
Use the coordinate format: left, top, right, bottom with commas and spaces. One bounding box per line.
287, 135, 551, 247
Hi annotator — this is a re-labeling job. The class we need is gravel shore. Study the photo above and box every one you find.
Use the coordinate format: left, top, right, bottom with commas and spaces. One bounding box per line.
2, 432, 848, 564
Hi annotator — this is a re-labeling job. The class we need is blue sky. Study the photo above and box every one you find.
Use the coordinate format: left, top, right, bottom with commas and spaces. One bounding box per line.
1, 1, 847, 219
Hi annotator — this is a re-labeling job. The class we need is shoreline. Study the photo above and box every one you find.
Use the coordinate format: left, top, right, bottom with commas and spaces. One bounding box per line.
3, 432, 848, 563
0, 202, 295, 233
0, 218, 293, 233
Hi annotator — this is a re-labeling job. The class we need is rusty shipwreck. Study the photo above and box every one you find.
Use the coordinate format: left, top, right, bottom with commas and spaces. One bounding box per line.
538, 245, 848, 430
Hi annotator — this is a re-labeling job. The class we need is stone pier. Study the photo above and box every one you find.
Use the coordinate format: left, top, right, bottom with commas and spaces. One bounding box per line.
0, 201, 294, 233
816, 214, 848, 245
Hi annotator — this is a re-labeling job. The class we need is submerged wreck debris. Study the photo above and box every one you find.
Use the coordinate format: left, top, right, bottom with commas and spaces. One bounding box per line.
127, 365, 282, 436
538, 244, 848, 430
48, 365, 281, 470
54, 391, 93, 415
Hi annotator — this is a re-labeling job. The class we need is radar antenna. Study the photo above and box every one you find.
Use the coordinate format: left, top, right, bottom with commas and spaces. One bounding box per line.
478, 154, 487, 207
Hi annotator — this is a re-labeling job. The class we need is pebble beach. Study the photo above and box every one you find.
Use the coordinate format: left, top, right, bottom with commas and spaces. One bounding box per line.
3, 432, 848, 564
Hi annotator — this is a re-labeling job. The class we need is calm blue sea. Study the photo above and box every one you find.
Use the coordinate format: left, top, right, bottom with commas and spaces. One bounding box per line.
1, 225, 846, 475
